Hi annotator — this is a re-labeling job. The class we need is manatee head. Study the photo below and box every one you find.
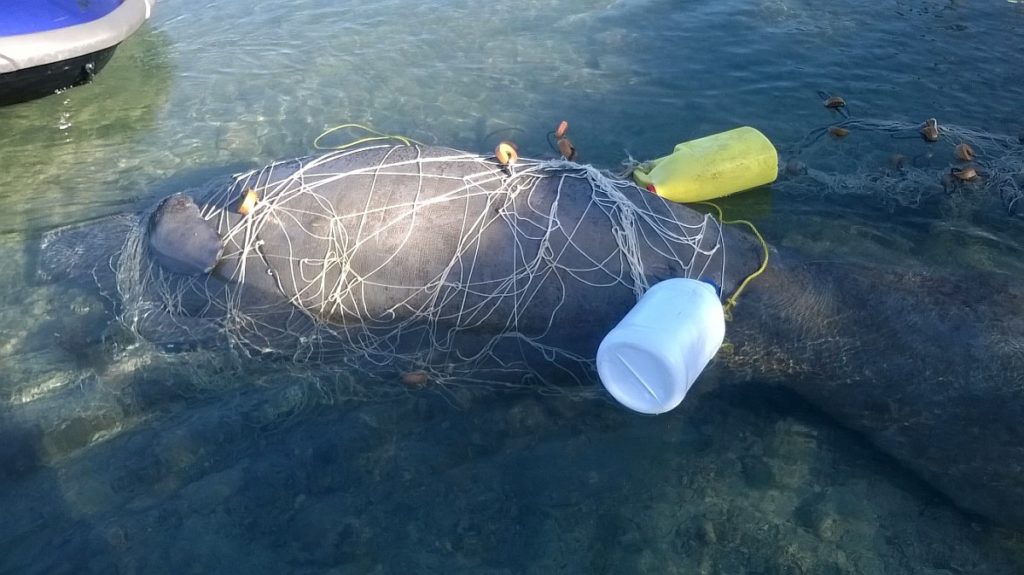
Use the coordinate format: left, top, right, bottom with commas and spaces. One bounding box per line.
147, 194, 223, 275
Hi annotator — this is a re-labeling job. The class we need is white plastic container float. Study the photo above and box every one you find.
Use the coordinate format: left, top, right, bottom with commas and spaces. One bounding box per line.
597, 278, 725, 414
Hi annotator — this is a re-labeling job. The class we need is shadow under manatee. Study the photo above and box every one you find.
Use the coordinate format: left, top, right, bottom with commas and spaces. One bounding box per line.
4, 370, 1023, 574
724, 252, 1024, 529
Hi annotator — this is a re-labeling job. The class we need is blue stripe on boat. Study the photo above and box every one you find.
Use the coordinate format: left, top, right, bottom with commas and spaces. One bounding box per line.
0, 0, 124, 37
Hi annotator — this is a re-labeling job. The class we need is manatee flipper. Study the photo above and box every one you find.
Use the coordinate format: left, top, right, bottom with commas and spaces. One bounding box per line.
36, 213, 138, 284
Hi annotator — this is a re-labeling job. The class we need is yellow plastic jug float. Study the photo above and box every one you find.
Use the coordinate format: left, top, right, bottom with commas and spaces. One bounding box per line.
632, 126, 778, 203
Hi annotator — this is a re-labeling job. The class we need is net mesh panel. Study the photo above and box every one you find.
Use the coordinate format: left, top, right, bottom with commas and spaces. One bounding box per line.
778, 118, 1024, 214
116, 145, 727, 395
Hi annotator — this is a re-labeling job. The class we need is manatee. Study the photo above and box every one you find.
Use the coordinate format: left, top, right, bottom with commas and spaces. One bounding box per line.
147, 193, 223, 275
34, 144, 1024, 528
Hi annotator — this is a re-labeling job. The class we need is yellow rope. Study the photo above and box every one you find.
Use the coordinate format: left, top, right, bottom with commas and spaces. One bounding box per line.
697, 201, 770, 320
313, 123, 424, 151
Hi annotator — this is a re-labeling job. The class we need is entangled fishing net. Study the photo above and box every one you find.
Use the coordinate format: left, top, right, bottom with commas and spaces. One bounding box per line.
777, 118, 1024, 215
115, 144, 729, 396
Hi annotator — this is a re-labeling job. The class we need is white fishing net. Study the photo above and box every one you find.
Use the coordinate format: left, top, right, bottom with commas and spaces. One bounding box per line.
114, 145, 729, 396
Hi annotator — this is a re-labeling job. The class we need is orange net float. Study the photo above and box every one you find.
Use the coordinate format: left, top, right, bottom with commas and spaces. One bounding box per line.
554, 120, 569, 139
557, 137, 576, 161
920, 118, 940, 142
824, 96, 846, 109
828, 126, 850, 138
238, 188, 259, 215
495, 141, 518, 166
955, 143, 975, 162
401, 370, 429, 387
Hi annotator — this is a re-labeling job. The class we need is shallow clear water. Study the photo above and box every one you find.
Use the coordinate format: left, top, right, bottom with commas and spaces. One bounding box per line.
2, 0, 1024, 573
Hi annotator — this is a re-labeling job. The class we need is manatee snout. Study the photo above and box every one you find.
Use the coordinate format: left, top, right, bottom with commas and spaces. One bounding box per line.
148, 194, 223, 275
